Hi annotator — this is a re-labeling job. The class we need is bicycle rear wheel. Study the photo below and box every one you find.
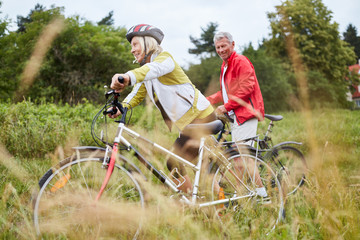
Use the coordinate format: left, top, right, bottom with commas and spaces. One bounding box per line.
33, 157, 144, 239
211, 153, 284, 235
269, 145, 307, 196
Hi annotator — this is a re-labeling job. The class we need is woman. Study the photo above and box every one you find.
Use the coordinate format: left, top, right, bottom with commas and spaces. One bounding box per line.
109, 24, 216, 193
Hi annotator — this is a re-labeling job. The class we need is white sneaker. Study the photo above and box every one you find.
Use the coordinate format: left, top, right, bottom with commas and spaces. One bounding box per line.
255, 187, 268, 197
255, 187, 272, 204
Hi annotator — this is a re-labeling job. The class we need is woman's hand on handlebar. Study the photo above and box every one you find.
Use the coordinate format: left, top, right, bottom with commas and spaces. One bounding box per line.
111, 73, 130, 92
107, 107, 121, 119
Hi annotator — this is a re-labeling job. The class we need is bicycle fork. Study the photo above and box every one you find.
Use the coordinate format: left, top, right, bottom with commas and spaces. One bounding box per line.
95, 143, 119, 201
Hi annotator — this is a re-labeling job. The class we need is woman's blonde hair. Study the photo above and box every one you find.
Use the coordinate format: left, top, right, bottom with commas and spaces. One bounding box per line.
135, 36, 163, 55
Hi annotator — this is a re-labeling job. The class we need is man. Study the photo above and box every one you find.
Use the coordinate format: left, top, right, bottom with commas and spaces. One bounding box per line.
207, 32, 268, 199
207, 31, 264, 143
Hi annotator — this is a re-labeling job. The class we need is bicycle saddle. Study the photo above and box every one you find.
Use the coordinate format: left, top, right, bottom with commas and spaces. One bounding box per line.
182, 119, 224, 137
264, 114, 283, 121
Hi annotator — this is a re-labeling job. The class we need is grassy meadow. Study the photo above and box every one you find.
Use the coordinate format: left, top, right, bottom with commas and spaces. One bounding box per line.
0, 101, 360, 239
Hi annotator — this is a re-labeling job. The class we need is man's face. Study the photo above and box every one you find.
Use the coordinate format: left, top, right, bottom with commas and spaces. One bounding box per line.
215, 38, 235, 62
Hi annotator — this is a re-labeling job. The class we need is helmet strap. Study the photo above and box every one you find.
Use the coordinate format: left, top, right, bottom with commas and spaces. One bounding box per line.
140, 50, 154, 66
140, 37, 153, 66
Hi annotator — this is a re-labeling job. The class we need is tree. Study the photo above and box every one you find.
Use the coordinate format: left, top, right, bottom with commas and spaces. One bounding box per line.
97, 11, 114, 26
0, 4, 60, 101
265, 0, 356, 108
242, 44, 293, 112
0, 1, 16, 100
343, 24, 360, 61
27, 17, 134, 103
186, 22, 221, 94
0, 1, 8, 37
16, 3, 46, 32
185, 56, 222, 94
188, 22, 218, 58
0, 4, 134, 103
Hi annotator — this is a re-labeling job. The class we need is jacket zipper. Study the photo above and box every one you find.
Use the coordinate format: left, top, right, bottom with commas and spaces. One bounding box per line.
176, 92, 193, 106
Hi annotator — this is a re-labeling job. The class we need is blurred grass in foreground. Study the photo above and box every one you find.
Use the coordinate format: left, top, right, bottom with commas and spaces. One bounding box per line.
0, 103, 359, 239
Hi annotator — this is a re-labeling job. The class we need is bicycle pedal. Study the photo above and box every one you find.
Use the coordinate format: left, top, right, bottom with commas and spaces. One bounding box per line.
256, 196, 272, 205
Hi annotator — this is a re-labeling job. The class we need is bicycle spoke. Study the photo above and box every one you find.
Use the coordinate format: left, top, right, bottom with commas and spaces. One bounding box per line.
34, 157, 144, 239
212, 153, 284, 235
269, 146, 307, 196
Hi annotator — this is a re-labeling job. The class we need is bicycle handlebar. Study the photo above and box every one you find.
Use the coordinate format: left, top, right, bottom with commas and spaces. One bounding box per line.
91, 80, 130, 147
102, 87, 129, 124
103, 76, 125, 116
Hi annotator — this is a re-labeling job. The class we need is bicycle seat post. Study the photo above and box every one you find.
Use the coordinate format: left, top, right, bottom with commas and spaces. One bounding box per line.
264, 120, 274, 140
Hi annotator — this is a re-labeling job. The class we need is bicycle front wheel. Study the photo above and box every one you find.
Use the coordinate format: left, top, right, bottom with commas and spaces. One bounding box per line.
211, 153, 284, 235
33, 157, 144, 239
269, 145, 307, 196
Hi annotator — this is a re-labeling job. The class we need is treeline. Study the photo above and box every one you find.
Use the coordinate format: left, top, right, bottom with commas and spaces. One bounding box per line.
0, 3, 135, 104
0, 0, 360, 112
186, 0, 360, 112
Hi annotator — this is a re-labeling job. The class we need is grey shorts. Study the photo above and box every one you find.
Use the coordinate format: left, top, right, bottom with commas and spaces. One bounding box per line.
230, 117, 258, 146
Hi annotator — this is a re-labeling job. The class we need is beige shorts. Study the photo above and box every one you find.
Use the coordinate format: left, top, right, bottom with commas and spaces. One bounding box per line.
230, 117, 258, 146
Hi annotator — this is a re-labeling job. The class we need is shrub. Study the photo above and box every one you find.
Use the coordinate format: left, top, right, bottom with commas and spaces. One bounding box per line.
0, 100, 98, 158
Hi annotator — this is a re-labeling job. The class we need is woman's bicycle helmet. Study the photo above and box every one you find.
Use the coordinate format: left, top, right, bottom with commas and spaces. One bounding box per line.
126, 24, 164, 44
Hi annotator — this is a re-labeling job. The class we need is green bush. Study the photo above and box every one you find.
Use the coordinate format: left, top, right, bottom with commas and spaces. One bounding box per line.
0, 100, 98, 158
0, 99, 175, 159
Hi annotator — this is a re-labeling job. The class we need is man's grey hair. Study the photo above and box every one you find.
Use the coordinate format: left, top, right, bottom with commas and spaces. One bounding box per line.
213, 32, 234, 43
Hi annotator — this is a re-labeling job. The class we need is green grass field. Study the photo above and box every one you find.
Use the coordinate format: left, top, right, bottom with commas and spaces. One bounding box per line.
0, 102, 359, 239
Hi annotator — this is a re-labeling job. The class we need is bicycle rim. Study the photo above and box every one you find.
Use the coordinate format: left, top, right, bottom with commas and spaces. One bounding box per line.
212, 153, 284, 236
270, 145, 307, 196
33, 157, 144, 239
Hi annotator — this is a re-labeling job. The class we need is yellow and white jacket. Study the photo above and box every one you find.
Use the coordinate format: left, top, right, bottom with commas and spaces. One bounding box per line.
124, 51, 213, 131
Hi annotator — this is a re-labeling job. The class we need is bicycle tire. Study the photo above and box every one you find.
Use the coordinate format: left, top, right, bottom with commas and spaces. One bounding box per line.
33, 157, 144, 239
211, 153, 285, 235
267, 145, 307, 196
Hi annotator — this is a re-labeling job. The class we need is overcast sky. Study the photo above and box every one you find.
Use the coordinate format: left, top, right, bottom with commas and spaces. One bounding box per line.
1, 0, 360, 67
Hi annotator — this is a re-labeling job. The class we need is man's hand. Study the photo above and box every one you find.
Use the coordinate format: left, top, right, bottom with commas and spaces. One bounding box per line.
111, 74, 130, 92
215, 105, 228, 114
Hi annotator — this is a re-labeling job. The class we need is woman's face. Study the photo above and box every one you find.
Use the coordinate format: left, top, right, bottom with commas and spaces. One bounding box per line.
131, 37, 145, 63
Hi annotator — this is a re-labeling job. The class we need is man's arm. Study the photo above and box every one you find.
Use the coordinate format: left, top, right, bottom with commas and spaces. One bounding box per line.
206, 91, 223, 105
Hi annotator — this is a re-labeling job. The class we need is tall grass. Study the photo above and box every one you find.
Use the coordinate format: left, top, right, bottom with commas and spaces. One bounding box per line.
0, 102, 359, 239
1, 16, 359, 239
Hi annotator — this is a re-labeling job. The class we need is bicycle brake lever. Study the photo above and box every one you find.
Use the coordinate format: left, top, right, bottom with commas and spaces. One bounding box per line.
105, 89, 115, 98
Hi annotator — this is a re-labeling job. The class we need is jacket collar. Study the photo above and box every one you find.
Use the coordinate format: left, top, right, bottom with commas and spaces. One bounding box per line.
222, 51, 237, 69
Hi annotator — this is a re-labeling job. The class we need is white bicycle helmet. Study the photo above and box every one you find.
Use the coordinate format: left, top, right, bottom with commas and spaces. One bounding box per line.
126, 24, 164, 44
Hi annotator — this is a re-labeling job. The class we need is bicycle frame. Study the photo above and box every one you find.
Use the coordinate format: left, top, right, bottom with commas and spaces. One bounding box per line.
34, 90, 286, 238
95, 108, 249, 207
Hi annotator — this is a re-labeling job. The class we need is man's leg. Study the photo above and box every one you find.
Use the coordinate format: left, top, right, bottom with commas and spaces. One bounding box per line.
231, 118, 268, 197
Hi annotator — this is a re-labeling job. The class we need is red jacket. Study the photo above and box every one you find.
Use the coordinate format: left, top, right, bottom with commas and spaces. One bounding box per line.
207, 51, 264, 124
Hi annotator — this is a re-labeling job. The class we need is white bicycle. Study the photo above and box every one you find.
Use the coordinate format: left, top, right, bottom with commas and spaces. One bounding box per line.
33, 82, 284, 239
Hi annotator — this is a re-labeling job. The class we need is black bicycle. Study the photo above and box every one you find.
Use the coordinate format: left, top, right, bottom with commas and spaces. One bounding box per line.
216, 114, 307, 196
